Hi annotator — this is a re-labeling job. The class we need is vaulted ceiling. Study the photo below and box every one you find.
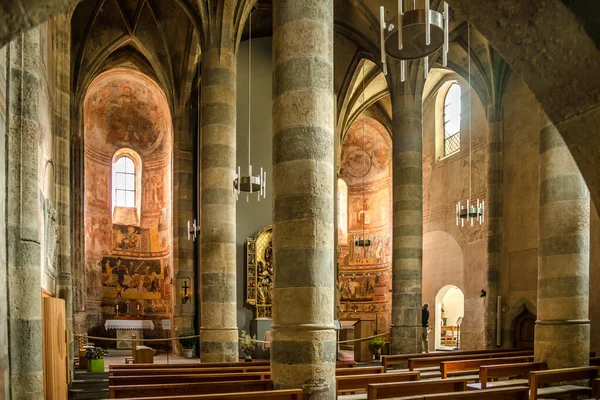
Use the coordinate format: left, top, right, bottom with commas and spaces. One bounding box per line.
71, 0, 199, 108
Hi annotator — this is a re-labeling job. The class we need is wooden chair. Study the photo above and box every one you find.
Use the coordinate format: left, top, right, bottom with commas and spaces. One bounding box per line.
367, 378, 468, 400
529, 366, 599, 400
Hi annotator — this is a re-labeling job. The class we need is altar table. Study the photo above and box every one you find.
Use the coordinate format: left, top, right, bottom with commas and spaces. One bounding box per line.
105, 320, 155, 349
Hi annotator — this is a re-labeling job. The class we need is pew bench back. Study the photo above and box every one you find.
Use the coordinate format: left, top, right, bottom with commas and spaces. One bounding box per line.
529, 366, 599, 400
478, 361, 546, 389
440, 356, 534, 379
109, 379, 273, 398
408, 351, 533, 371
336, 371, 419, 393
367, 378, 468, 399
126, 389, 303, 400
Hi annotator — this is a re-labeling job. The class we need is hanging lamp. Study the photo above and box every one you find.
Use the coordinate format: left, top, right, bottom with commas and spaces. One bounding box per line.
379, 1, 450, 80
354, 65, 373, 249
456, 23, 484, 227
233, 10, 266, 202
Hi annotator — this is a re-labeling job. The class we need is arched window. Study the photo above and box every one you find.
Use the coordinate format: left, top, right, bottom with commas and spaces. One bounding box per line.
113, 156, 136, 207
443, 83, 461, 156
337, 178, 348, 245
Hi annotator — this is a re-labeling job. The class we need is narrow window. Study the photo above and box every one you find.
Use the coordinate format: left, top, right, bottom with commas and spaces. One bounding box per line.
444, 83, 461, 156
338, 178, 348, 244
113, 156, 136, 208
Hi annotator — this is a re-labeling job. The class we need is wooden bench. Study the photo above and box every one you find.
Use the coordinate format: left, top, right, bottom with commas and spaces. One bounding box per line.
109, 379, 273, 398
382, 349, 524, 372
111, 360, 271, 370
336, 366, 384, 376
466, 361, 546, 390
440, 356, 534, 379
415, 386, 530, 399
590, 356, 600, 367
336, 371, 419, 393
109, 372, 271, 387
109, 366, 271, 376
408, 351, 533, 371
125, 389, 303, 400
594, 377, 600, 397
367, 378, 468, 399
529, 366, 599, 400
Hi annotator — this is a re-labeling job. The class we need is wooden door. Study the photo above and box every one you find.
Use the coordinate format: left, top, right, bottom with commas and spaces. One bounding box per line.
42, 297, 69, 399
513, 309, 535, 349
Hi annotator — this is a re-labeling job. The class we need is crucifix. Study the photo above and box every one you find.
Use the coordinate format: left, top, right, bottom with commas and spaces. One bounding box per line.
182, 280, 191, 304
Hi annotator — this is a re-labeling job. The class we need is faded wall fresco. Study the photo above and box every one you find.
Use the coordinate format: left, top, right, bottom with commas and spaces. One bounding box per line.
338, 115, 392, 333
83, 69, 173, 334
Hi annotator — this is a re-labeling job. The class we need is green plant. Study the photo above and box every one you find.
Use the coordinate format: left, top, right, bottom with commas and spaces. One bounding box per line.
85, 347, 108, 360
178, 332, 197, 349
239, 330, 256, 355
369, 336, 386, 351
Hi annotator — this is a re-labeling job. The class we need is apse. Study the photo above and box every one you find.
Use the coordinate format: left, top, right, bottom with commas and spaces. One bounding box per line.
82, 69, 173, 342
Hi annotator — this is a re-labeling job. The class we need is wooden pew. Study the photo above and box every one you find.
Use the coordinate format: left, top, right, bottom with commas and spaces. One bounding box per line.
367, 378, 468, 399
594, 377, 600, 398
109, 379, 273, 398
111, 360, 271, 370
110, 360, 354, 370
382, 349, 523, 372
440, 356, 534, 379
336, 371, 419, 394
590, 356, 600, 366
418, 386, 529, 399
408, 351, 533, 371
109, 365, 271, 376
336, 366, 383, 376
529, 366, 599, 400
109, 371, 271, 387
125, 389, 303, 400
471, 361, 546, 389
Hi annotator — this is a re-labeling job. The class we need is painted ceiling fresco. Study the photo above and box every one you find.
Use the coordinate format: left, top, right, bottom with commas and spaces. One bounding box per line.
84, 69, 171, 157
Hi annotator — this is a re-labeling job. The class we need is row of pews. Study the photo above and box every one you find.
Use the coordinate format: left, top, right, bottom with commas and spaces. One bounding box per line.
106, 350, 600, 399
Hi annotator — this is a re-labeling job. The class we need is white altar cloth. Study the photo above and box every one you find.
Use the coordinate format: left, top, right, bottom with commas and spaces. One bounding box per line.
104, 320, 154, 330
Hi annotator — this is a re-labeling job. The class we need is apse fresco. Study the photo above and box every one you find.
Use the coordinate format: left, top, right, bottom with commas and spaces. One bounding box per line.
338, 115, 393, 333
100, 256, 171, 301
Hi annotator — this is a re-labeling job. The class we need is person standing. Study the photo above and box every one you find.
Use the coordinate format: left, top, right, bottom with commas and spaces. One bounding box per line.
421, 303, 430, 353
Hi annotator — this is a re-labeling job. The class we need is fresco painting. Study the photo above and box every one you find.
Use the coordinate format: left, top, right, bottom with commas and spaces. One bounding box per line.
101, 256, 170, 301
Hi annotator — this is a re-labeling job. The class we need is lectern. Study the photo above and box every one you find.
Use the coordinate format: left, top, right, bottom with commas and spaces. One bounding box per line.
353, 319, 375, 362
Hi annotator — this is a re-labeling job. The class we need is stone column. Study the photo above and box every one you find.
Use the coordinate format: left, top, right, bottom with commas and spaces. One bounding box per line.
199, 47, 238, 362
271, 0, 336, 398
6, 28, 44, 398
484, 105, 503, 348
535, 118, 590, 368
390, 64, 423, 354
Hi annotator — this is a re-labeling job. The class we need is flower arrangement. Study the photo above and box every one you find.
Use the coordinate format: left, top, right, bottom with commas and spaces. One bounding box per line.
239, 330, 256, 356
369, 336, 386, 352
85, 347, 108, 360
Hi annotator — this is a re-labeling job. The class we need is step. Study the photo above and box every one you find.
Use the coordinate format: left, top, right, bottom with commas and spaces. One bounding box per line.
70, 378, 108, 390
74, 371, 109, 380
68, 387, 109, 400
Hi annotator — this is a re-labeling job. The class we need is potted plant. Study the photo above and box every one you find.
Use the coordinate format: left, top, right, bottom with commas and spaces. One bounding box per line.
240, 330, 256, 362
85, 347, 108, 372
369, 337, 386, 360
178, 332, 197, 358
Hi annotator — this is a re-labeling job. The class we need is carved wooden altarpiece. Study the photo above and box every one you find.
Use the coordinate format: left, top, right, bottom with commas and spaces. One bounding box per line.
246, 225, 273, 319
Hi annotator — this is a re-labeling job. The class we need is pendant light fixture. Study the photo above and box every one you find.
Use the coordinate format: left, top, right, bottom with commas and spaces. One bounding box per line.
233, 10, 266, 202
379, 1, 450, 80
456, 23, 484, 227
355, 65, 373, 250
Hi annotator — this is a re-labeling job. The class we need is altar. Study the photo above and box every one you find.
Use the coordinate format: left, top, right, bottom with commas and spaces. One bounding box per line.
105, 319, 155, 349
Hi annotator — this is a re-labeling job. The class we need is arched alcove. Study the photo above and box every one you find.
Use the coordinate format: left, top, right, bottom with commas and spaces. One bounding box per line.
434, 285, 465, 350
82, 68, 174, 342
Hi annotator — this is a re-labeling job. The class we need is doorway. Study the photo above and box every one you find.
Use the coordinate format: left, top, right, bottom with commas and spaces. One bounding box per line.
434, 285, 465, 350
512, 309, 536, 349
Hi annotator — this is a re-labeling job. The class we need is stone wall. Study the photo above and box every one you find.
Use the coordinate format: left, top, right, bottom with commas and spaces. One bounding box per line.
422, 74, 489, 350
500, 75, 600, 353
0, 42, 9, 400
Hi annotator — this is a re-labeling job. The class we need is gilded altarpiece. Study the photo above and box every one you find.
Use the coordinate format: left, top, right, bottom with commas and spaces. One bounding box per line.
246, 225, 273, 319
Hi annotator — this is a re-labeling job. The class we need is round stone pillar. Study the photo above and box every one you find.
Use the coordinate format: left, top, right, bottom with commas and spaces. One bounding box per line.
6, 28, 44, 398
271, 0, 336, 398
199, 47, 238, 362
390, 73, 423, 354
535, 119, 590, 368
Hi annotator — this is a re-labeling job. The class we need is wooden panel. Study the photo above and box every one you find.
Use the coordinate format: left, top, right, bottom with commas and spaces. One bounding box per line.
42, 296, 68, 400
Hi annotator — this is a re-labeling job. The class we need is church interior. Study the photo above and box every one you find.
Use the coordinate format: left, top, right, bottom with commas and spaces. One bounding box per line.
1, 0, 600, 399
